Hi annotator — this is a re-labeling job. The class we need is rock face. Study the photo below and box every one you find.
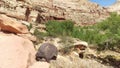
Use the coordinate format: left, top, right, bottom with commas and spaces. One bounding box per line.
26, 0, 109, 25
0, 0, 109, 25
74, 40, 88, 50
29, 62, 50, 68
36, 43, 58, 62
107, 0, 120, 14
0, 14, 28, 34
0, 33, 36, 68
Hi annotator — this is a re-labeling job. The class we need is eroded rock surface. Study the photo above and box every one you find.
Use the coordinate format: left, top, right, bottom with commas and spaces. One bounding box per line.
0, 33, 35, 68
0, 0, 110, 25
0, 14, 28, 34
29, 62, 50, 68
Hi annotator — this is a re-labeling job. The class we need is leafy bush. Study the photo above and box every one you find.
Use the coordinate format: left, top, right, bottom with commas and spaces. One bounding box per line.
33, 28, 47, 39
45, 20, 74, 37
72, 12, 120, 51
45, 12, 120, 51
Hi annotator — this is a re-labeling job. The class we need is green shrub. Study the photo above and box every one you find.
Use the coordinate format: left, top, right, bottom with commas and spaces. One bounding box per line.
72, 12, 120, 51
26, 23, 33, 31
45, 12, 120, 51
33, 28, 47, 38
45, 20, 74, 37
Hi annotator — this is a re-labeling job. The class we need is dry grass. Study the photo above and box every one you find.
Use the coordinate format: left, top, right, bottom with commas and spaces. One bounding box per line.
50, 54, 113, 68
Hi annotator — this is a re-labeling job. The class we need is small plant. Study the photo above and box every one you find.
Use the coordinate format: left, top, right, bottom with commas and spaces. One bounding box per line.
59, 37, 75, 55
34, 28, 48, 38
33, 28, 47, 44
26, 23, 33, 31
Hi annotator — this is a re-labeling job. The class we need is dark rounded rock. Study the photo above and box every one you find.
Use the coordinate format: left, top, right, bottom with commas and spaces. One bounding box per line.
36, 43, 58, 63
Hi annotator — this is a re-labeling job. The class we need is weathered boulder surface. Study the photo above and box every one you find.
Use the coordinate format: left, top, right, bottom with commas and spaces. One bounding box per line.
0, 33, 36, 68
17, 33, 37, 42
25, 0, 109, 25
29, 62, 50, 68
0, 14, 28, 34
50, 55, 113, 68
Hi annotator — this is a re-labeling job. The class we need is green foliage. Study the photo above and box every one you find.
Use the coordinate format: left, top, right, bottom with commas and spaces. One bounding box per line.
33, 28, 47, 38
45, 21, 75, 54
33, 28, 48, 45
72, 12, 120, 51
45, 12, 120, 51
45, 20, 74, 37
95, 12, 120, 51
26, 23, 33, 31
